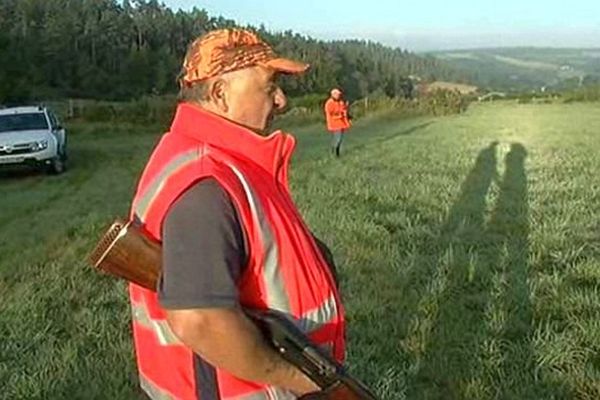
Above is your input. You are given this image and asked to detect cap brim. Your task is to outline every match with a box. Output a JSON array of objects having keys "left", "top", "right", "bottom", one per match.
[{"left": 262, "top": 57, "right": 310, "bottom": 75}]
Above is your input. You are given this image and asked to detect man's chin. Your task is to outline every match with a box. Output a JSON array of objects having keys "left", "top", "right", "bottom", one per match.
[
  {"left": 246, "top": 115, "right": 275, "bottom": 136},
  {"left": 225, "top": 116, "right": 268, "bottom": 135}
]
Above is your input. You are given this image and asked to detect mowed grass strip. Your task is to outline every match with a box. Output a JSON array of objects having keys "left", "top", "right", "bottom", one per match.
[{"left": 1, "top": 103, "right": 599, "bottom": 399}]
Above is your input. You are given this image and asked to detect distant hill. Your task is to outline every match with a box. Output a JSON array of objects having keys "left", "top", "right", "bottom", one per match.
[
  {"left": 418, "top": 81, "right": 479, "bottom": 95},
  {"left": 429, "top": 48, "right": 600, "bottom": 92}
]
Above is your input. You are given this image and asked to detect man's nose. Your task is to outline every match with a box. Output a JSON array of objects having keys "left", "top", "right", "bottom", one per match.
[{"left": 273, "top": 87, "right": 287, "bottom": 112}]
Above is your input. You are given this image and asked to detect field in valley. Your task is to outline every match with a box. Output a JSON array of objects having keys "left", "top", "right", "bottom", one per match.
[{"left": 1, "top": 102, "right": 599, "bottom": 399}]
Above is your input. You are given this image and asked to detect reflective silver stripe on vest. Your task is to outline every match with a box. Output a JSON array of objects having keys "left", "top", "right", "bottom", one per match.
[
  {"left": 228, "top": 164, "right": 292, "bottom": 314},
  {"left": 134, "top": 148, "right": 207, "bottom": 220},
  {"left": 139, "top": 373, "right": 175, "bottom": 400},
  {"left": 265, "top": 386, "right": 298, "bottom": 399},
  {"left": 132, "top": 301, "right": 181, "bottom": 346},
  {"left": 228, "top": 165, "right": 340, "bottom": 335},
  {"left": 297, "top": 293, "right": 338, "bottom": 333},
  {"left": 319, "top": 341, "right": 334, "bottom": 355}
]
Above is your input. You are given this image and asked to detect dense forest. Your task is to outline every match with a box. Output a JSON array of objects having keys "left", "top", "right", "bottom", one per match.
[{"left": 0, "top": 0, "right": 468, "bottom": 103}]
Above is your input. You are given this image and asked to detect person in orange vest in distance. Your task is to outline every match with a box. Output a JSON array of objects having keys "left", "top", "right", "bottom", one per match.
[
  {"left": 324, "top": 88, "right": 351, "bottom": 157},
  {"left": 127, "top": 28, "right": 346, "bottom": 399}
]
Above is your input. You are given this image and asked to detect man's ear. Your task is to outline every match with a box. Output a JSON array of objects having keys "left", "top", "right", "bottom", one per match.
[{"left": 209, "top": 78, "right": 229, "bottom": 113}]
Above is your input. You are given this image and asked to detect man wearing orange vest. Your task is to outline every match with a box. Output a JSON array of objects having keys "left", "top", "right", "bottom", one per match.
[
  {"left": 324, "top": 88, "right": 351, "bottom": 157},
  {"left": 127, "top": 29, "right": 346, "bottom": 399}
]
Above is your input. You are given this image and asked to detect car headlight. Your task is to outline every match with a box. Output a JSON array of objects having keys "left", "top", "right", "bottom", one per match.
[{"left": 29, "top": 140, "right": 48, "bottom": 152}]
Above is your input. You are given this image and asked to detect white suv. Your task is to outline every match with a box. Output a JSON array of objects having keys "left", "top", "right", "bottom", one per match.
[{"left": 0, "top": 106, "right": 67, "bottom": 174}]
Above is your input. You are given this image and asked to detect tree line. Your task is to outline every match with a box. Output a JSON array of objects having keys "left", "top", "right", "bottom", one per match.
[{"left": 0, "top": 0, "right": 469, "bottom": 104}]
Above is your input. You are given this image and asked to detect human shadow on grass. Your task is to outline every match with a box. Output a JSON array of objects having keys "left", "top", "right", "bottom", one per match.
[
  {"left": 484, "top": 143, "right": 537, "bottom": 398},
  {"left": 401, "top": 141, "right": 501, "bottom": 398},
  {"left": 403, "top": 143, "right": 569, "bottom": 399},
  {"left": 484, "top": 144, "right": 570, "bottom": 398},
  {"left": 347, "top": 142, "right": 499, "bottom": 396}
]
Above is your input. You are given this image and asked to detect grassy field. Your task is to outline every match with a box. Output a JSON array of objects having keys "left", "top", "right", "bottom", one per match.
[{"left": 1, "top": 102, "right": 599, "bottom": 399}]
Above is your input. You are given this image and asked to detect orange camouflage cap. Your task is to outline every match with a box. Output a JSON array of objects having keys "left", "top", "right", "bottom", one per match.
[{"left": 180, "top": 28, "right": 310, "bottom": 86}]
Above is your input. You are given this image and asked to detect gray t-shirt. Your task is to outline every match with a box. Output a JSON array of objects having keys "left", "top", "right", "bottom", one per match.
[{"left": 158, "top": 178, "right": 338, "bottom": 310}]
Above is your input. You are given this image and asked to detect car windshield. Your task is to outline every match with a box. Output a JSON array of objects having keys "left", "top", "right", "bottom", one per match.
[{"left": 0, "top": 113, "right": 49, "bottom": 133}]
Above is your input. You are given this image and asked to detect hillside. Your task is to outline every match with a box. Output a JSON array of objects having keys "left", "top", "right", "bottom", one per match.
[
  {"left": 431, "top": 48, "right": 600, "bottom": 92},
  {"left": 418, "top": 81, "right": 479, "bottom": 95}
]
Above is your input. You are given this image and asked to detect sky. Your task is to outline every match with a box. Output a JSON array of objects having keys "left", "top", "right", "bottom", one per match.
[{"left": 161, "top": 1, "right": 600, "bottom": 51}]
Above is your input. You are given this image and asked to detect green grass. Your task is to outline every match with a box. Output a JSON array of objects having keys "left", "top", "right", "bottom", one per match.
[{"left": 1, "top": 102, "right": 600, "bottom": 399}]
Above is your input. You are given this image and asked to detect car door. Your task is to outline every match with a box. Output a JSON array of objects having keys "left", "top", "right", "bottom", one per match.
[{"left": 48, "top": 111, "right": 66, "bottom": 151}]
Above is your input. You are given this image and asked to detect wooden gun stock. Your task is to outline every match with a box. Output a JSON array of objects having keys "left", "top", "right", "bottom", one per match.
[
  {"left": 88, "top": 219, "right": 379, "bottom": 400},
  {"left": 88, "top": 219, "right": 161, "bottom": 290}
]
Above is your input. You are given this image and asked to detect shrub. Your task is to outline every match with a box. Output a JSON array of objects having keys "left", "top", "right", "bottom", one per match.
[{"left": 562, "top": 85, "right": 600, "bottom": 103}]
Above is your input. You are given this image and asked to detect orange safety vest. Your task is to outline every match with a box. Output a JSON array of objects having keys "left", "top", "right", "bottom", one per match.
[
  {"left": 128, "top": 103, "right": 346, "bottom": 399},
  {"left": 324, "top": 98, "right": 351, "bottom": 132}
]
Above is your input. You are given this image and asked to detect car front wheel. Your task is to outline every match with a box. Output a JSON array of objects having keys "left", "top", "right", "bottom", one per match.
[{"left": 47, "top": 149, "right": 67, "bottom": 175}]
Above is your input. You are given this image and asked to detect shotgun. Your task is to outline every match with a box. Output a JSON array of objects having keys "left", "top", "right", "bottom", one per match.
[{"left": 88, "top": 219, "right": 379, "bottom": 400}]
